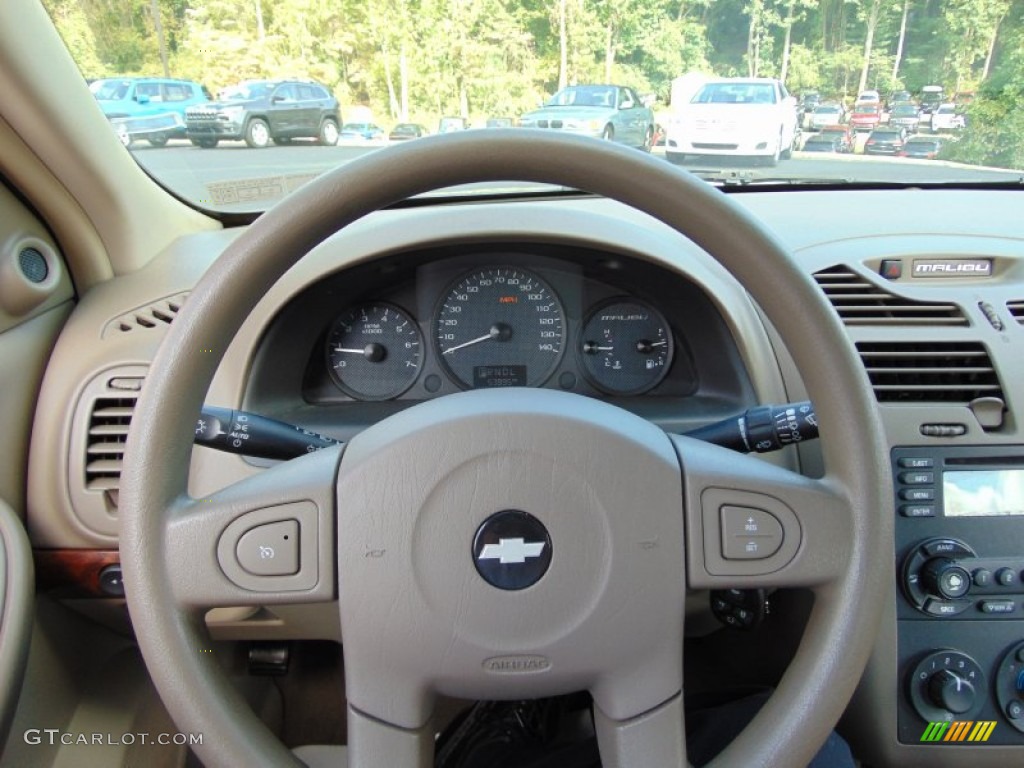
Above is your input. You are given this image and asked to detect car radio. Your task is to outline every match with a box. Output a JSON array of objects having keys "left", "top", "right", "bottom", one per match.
[{"left": 894, "top": 446, "right": 1024, "bottom": 744}]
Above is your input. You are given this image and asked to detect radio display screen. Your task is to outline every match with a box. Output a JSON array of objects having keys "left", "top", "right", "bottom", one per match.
[{"left": 944, "top": 469, "right": 1024, "bottom": 517}]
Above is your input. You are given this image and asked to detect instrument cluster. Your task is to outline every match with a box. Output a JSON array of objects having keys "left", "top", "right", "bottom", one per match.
[{"left": 319, "top": 262, "right": 682, "bottom": 402}]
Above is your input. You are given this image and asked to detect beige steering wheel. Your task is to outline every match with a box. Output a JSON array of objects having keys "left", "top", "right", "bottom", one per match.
[{"left": 120, "top": 131, "right": 891, "bottom": 767}]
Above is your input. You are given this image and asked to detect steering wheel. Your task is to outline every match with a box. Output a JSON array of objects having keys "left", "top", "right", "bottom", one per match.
[{"left": 119, "top": 131, "right": 891, "bottom": 768}]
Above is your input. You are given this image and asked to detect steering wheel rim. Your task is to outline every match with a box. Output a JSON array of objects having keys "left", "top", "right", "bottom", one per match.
[{"left": 119, "top": 130, "right": 891, "bottom": 767}]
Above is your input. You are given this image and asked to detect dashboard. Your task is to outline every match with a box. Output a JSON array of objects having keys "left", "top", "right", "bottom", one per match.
[{"left": 16, "top": 186, "right": 1024, "bottom": 767}]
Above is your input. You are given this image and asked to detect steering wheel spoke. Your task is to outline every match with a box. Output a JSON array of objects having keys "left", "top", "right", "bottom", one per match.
[
  {"left": 160, "top": 446, "right": 341, "bottom": 610},
  {"left": 672, "top": 435, "right": 852, "bottom": 589}
]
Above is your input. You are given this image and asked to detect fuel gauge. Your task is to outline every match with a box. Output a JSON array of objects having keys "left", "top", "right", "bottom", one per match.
[{"left": 579, "top": 299, "right": 673, "bottom": 395}]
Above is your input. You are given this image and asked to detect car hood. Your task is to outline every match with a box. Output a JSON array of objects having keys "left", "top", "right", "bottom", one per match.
[
  {"left": 196, "top": 99, "right": 262, "bottom": 111},
  {"left": 522, "top": 105, "right": 615, "bottom": 121}
]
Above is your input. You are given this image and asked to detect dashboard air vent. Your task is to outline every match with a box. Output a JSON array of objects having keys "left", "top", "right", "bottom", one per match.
[
  {"left": 84, "top": 394, "right": 138, "bottom": 507},
  {"left": 856, "top": 342, "right": 1003, "bottom": 403},
  {"left": 105, "top": 292, "right": 189, "bottom": 336},
  {"left": 812, "top": 266, "right": 967, "bottom": 326},
  {"left": 1007, "top": 301, "right": 1024, "bottom": 324}
]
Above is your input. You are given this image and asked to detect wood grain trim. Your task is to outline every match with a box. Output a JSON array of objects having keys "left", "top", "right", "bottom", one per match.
[{"left": 34, "top": 549, "right": 120, "bottom": 597}]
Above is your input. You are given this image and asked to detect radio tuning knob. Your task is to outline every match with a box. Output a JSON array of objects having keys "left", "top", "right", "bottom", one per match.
[
  {"left": 921, "top": 558, "right": 972, "bottom": 600},
  {"left": 928, "top": 669, "right": 976, "bottom": 714}
]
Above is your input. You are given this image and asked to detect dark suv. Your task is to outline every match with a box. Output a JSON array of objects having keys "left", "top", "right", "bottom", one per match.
[{"left": 185, "top": 80, "right": 340, "bottom": 148}]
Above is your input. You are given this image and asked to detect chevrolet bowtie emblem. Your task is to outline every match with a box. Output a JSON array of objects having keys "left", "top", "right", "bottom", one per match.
[{"left": 478, "top": 537, "right": 546, "bottom": 564}]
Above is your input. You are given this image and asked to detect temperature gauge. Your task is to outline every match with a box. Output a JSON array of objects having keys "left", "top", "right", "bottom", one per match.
[
  {"left": 326, "top": 303, "right": 423, "bottom": 400},
  {"left": 579, "top": 299, "right": 673, "bottom": 395}
]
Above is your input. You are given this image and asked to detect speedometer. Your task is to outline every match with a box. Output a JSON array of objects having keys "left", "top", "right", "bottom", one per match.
[{"left": 435, "top": 267, "right": 565, "bottom": 389}]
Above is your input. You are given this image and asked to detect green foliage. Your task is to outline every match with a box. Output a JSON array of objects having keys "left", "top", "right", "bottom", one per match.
[
  {"left": 942, "top": 27, "right": 1024, "bottom": 169},
  {"left": 39, "top": 0, "right": 1024, "bottom": 170}
]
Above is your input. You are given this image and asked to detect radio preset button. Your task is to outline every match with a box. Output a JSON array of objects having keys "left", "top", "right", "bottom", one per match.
[
  {"left": 979, "top": 600, "right": 1015, "bottom": 614},
  {"left": 900, "top": 472, "right": 935, "bottom": 485},
  {"left": 898, "top": 457, "right": 935, "bottom": 469},
  {"left": 900, "top": 488, "right": 935, "bottom": 501},
  {"left": 900, "top": 505, "right": 935, "bottom": 518},
  {"left": 973, "top": 568, "right": 992, "bottom": 587},
  {"left": 996, "top": 567, "right": 1017, "bottom": 587}
]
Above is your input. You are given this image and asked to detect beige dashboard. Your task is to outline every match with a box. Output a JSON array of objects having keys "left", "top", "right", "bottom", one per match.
[{"left": 15, "top": 185, "right": 1024, "bottom": 767}]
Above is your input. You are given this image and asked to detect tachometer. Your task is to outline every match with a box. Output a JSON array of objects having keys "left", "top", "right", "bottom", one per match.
[
  {"left": 435, "top": 267, "right": 565, "bottom": 388},
  {"left": 326, "top": 303, "right": 423, "bottom": 400},
  {"left": 579, "top": 299, "right": 673, "bottom": 395}
]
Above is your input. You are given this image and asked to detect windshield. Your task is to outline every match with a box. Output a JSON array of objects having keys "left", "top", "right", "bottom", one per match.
[
  {"left": 44, "top": 0, "right": 1024, "bottom": 213},
  {"left": 546, "top": 86, "right": 617, "bottom": 107}
]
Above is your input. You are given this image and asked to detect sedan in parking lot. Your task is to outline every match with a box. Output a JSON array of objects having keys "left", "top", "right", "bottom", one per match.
[
  {"left": 801, "top": 134, "right": 845, "bottom": 153},
  {"left": 339, "top": 122, "right": 385, "bottom": 141},
  {"left": 864, "top": 127, "right": 907, "bottom": 155},
  {"left": 518, "top": 84, "right": 656, "bottom": 150},
  {"left": 819, "top": 125, "right": 855, "bottom": 153},
  {"left": 388, "top": 123, "right": 428, "bottom": 141},
  {"left": 900, "top": 137, "right": 943, "bottom": 159},
  {"left": 808, "top": 104, "right": 845, "bottom": 130}
]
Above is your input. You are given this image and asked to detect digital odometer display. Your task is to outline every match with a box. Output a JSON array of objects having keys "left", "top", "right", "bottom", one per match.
[
  {"left": 944, "top": 469, "right": 1024, "bottom": 517},
  {"left": 435, "top": 267, "right": 565, "bottom": 389}
]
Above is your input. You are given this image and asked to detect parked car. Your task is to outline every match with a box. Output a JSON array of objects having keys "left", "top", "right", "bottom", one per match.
[
  {"left": 808, "top": 104, "right": 846, "bottom": 130},
  {"left": 388, "top": 123, "right": 428, "bottom": 141},
  {"left": 519, "top": 84, "right": 656, "bottom": 150},
  {"left": 930, "top": 103, "right": 966, "bottom": 133},
  {"left": 855, "top": 90, "right": 881, "bottom": 106},
  {"left": 184, "top": 79, "right": 340, "bottom": 148},
  {"left": 887, "top": 90, "right": 913, "bottom": 108},
  {"left": 849, "top": 105, "right": 882, "bottom": 132},
  {"left": 864, "top": 127, "right": 907, "bottom": 155},
  {"left": 919, "top": 85, "right": 944, "bottom": 114},
  {"left": 888, "top": 103, "right": 921, "bottom": 132},
  {"left": 802, "top": 134, "right": 845, "bottom": 153},
  {"left": 819, "top": 124, "right": 855, "bottom": 153},
  {"left": 900, "top": 136, "right": 943, "bottom": 158},
  {"left": 664, "top": 77, "right": 799, "bottom": 165},
  {"left": 438, "top": 116, "right": 470, "bottom": 133},
  {"left": 799, "top": 91, "right": 822, "bottom": 126},
  {"left": 339, "top": 122, "right": 385, "bottom": 141},
  {"left": 485, "top": 117, "right": 515, "bottom": 128},
  {"left": 91, "top": 77, "right": 211, "bottom": 147}
]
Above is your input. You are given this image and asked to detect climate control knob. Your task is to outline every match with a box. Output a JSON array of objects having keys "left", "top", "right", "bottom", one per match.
[
  {"left": 921, "top": 558, "right": 972, "bottom": 600},
  {"left": 908, "top": 650, "right": 985, "bottom": 723},
  {"left": 927, "top": 669, "right": 975, "bottom": 714}
]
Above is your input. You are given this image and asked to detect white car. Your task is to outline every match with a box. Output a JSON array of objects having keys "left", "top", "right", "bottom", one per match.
[
  {"left": 665, "top": 77, "right": 799, "bottom": 166},
  {"left": 930, "top": 103, "right": 965, "bottom": 133}
]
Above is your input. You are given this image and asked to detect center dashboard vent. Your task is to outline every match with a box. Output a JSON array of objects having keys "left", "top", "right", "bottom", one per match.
[
  {"left": 812, "top": 266, "right": 967, "bottom": 326},
  {"left": 856, "top": 341, "right": 1004, "bottom": 403},
  {"left": 1007, "top": 301, "right": 1024, "bottom": 324}
]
